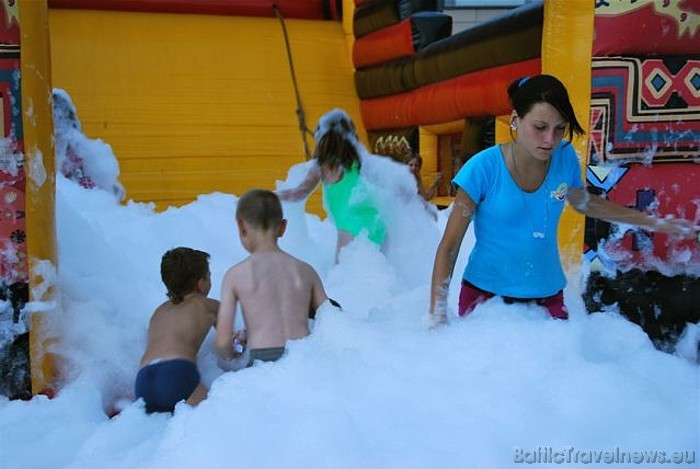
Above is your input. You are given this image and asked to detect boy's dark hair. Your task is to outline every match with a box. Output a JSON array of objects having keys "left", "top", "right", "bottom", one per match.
[
  {"left": 507, "top": 74, "right": 585, "bottom": 142},
  {"left": 314, "top": 112, "right": 361, "bottom": 171},
  {"left": 161, "top": 247, "right": 210, "bottom": 304},
  {"left": 236, "top": 189, "right": 283, "bottom": 231}
]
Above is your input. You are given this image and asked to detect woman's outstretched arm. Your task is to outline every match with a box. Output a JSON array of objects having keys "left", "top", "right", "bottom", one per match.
[{"left": 567, "top": 188, "right": 696, "bottom": 236}]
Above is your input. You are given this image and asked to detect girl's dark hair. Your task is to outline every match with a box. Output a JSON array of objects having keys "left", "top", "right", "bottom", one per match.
[
  {"left": 314, "top": 113, "right": 361, "bottom": 170},
  {"left": 407, "top": 154, "right": 423, "bottom": 167},
  {"left": 235, "top": 189, "right": 283, "bottom": 231},
  {"left": 507, "top": 74, "right": 585, "bottom": 141},
  {"left": 160, "top": 247, "right": 210, "bottom": 304}
]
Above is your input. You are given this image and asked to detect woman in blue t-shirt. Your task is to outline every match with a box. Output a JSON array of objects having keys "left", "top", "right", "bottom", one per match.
[{"left": 429, "top": 74, "right": 695, "bottom": 325}]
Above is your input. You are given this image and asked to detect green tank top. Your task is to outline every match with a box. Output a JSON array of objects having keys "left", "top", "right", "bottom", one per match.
[{"left": 323, "top": 162, "right": 386, "bottom": 245}]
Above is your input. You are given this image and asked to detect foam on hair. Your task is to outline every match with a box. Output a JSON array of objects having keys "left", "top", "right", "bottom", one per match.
[
  {"left": 313, "top": 108, "right": 363, "bottom": 170},
  {"left": 313, "top": 108, "right": 359, "bottom": 145}
]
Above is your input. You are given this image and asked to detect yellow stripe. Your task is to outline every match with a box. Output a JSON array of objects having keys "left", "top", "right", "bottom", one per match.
[
  {"left": 20, "top": 0, "right": 59, "bottom": 395},
  {"left": 542, "top": 0, "right": 594, "bottom": 268}
]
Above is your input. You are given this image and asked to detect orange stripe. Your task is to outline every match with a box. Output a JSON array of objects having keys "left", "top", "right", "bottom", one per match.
[
  {"left": 353, "top": 19, "right": 414, "bottom": 68},
  {"left": 360, "top": 58, "right": 541, "bottom": 130}
]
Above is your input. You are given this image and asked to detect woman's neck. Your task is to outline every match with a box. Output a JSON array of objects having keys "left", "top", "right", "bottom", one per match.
[{"left": 509, "top": 142, "right": 550, "bottom": 192}]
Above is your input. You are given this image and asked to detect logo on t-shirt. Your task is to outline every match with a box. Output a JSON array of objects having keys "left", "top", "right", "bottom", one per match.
[{"left": 551, "top": 183, "right": 567, "bottom": 202}]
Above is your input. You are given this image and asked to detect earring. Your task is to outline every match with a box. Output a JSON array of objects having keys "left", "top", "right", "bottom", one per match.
[{"left": 510, "top": 123, "right": 517, "bottom": 131}]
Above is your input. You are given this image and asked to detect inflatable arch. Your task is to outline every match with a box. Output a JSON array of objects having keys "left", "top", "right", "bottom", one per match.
[{"left": 0, "top": 0, "right": 696, "bottom": 397}]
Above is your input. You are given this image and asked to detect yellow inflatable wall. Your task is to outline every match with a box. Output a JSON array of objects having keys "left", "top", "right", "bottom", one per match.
[
  {"left": 18, "top": 0, "right": 59, "bottom": 395},
  {"left": 49, "top": 9, "right": 365, "bottom": 215},
  {"left": 541, "top": 0, "right": 593, "bottom": 267}
]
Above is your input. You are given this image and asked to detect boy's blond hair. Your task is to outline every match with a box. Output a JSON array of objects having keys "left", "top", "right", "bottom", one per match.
[{"left": 236, "top": 189, "right": 283, "bottom": 231}]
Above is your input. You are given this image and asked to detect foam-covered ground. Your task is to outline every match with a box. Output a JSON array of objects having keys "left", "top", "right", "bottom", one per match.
[{"left": 0, "top": 174, "right": 697, "bottom": 468}]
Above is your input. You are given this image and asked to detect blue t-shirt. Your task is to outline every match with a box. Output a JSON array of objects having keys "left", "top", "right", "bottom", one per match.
[{"left": 452, "top": 142, "right": 583, "bottom": 298}]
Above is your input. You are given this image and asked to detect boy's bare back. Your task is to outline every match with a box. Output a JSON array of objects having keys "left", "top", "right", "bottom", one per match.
[
  {"left": 140, "top": 294, "right": 218, "bottom": 366},
  {"left": 220, "top": 251, "right": 326, "bottom": 350},
  {"left": 215, "top": 189, "right": 329, "bottom": 362}
]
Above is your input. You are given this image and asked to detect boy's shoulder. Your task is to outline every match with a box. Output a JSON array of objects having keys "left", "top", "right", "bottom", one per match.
[
  {"left": 278, "top": 250, "right": 318, "bottom": 272},
  {"left": 226, "top": 251, "right": 317, "bottom": 277},
  {"left": 182, "top": 295, "right": 219, "bottom": 325},
  {"left": 224, "top": 256, "right": 252, "bottom": 275},
  {"left": 151, "top": 298, "right": 176, "bottom": 317},
  {"left": 154, "top": 295, "right": 218, "bottom": 315},
  {"left": 202, "top": 296, "right": 220, "bottom": 313},
  {"left": 258, "top": 251, "right": 320, "bottom": 280}
]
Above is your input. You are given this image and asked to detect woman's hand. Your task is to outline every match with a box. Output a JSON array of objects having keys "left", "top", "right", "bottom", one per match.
[
  {"left": 429, "top": 311, "right": 448, "bottom": 329},
  {"left": 649, "top": 216, "right": 697, "bottom": 237}
]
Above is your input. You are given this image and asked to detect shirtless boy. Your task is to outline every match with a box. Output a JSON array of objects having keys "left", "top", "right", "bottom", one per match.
[
  {"left": 215, "top": 189, "right": 329, "bottom": 366},
  {"left": 135, "top": 247, "right": 219, "bottom": 413}
]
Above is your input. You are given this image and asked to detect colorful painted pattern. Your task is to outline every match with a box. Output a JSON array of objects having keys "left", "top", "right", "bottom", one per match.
[
  {"left": 586, "top": 55, "right": 699, "bottom": 270},
  {"left": 585, "top": 2, "right": 699, "bottom": 348},
  {"left": 0, "top": 1, "right": 26, "bottom": 289},
  {"left": 585, "top": 57, "right": 699, "bottom": 270},
  {"left": 588, "top": 57, "right": 699, "bottom": 164}
]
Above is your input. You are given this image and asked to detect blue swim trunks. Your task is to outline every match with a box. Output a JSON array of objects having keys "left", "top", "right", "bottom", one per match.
[{"left": 134, "top": 358, "right": 200, "bottom": 413}]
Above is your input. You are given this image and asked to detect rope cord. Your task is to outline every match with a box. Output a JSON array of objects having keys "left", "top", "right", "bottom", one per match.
[{"left": 273, "top": 5, "right": 314, "bottom": 160}]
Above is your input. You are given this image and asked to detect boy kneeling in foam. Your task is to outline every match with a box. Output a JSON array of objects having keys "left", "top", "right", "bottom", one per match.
[
  {"left": 216, "top": 189, "right": 337, "bottom": 369},
  {"left": 135, "top": 247, "right": 219, "bottom": 413}
]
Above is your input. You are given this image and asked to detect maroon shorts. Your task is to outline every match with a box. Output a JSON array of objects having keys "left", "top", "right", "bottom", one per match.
[{"left": 458, "top": 280, "right": 568, "bottom": 319}]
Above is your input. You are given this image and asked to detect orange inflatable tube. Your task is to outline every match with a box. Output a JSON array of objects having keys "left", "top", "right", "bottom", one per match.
[{"left": 360, "top": 58, "right": 541, "bottom": 130}]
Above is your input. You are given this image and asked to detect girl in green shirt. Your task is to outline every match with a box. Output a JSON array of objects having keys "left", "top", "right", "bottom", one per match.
[{"left": 277, "top": 109, "right": 386, "bottom": 260}]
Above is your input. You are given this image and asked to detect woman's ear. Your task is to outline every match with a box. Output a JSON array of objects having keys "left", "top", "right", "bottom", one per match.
[{"left": 510, "top": 111, "right": 519, "bottom": 130}]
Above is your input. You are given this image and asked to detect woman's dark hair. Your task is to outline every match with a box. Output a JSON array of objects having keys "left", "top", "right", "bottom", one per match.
[
  {"left": 161, "top": 247, "right": 210, "bottom": 304},
  {"left": 507, "top": 74, "right": 585, "bottom": 141},
  {"left": 314, "top": 110, "right": 361, "bottom": 170}
]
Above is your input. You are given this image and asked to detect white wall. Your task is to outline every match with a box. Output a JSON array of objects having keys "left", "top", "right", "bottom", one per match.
[
  {"left": 446, "top": 8, "right": 511, "bottom": 34},
  {"left": 444, "top": 0, "right": 535, "bottom": 35}
]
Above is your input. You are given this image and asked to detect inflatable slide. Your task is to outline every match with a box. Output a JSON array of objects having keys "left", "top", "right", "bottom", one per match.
[{"left": 0, "top": 0, "right": 697, "bottom": 399}]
